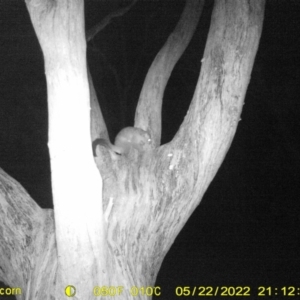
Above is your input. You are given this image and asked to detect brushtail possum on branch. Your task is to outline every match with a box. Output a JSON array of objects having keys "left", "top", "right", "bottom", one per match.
[{"left": 93, "top": 127, "right": 152, "bottom": 157}]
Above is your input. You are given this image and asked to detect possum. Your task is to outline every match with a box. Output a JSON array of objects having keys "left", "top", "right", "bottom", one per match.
[{"left": 93, "top": 127, "right": 152, "bottom": 157}]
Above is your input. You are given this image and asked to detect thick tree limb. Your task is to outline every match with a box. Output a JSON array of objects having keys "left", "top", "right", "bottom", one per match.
[
  {"left": 127, "top": 0, "right": 265, "bottom": 283},
  {"left": 25, "top": 0, "right": 107, "bottom": 297}
]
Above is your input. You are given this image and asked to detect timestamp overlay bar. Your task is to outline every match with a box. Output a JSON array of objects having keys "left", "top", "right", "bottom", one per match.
[{"left": 172, "top": 286, "right": 300, "bottom": 297}]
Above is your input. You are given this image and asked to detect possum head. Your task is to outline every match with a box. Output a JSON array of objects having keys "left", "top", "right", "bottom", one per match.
[{"left": 114, "top": 127, "right": 152, "bottom": 155}]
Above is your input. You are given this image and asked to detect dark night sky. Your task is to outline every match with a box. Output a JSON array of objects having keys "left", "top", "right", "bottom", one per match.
[{"left": 1, "top": 0, "right": 300, "bottom": 299}]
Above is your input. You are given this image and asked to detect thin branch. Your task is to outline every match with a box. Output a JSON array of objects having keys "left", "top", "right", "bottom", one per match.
[
  {"left": 86, "top": 0, "right": 138, "bottom": 42},
  {"left": 135, "top": 0, "right": 204, "bottom": 146}
]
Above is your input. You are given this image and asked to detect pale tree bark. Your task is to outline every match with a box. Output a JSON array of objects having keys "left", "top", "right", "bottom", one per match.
[
  {"left": 0, "top": 169, "right": 56, "bottom": 300},
  {"left": 0, "top": 1, "right": 265, "bottom": 300},
  {"left": 25, "top": 0, "right": 107, "bottom": 298}
]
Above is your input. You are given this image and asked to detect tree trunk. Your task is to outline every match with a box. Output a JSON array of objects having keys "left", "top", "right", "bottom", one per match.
[{"left": 25, "top": 0, "right": 107, "bottom": 298}]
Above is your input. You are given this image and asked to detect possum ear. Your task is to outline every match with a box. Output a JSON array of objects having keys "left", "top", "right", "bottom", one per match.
[
  {"left": 92, "top": 138, "right": 121, "bottom": 157},
  {"left": 92, "top": 138, "right": 103, "bottom": 156}
]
